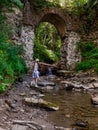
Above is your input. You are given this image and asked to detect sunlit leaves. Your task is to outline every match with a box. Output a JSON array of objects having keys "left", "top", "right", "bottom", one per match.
[
  {"left": 10, "top": 0, "right": 24, "bottom": 8},
  {"left": 34, "top": 22, "right": 61, "bottom": 63}
]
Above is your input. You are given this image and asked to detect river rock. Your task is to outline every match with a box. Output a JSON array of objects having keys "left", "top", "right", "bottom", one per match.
[
  {"left": 83, "top": 84, "right": 94, "bottom": 90},
  {"left": 57, "top": 70, "right": 74, "bottom": 77},
  {"left": 0, "top": 128, "right": 7, "bottom": 130},
  {"left": 38, "top": 81, "right": 55, "bottom": 86},
  {"left": 75, "top": 119, "right": 88, "bottom": 127},
  {"left": 23, "top": 97, "right": 59, "bottom": 111},
  {"left": 11, "top": 125, "right": 28, "bottom": 130},
  {"left": 93, "top": 83, "right": 98, "bottom": 89},
  {"left": 12, "top": 120, "right": 42, "bottom": 130},
  {"left": 60, "top": 81, "right": 83, "bottom": 89},
  {"left": 91, "top": 95, "right": 98, "bottom": 105},
  {"left": 55, "top": 126, "right": 72, "bottom": 130}
]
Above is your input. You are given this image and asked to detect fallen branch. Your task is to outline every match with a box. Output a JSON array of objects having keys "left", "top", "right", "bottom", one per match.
[{"left": 39, "top": 62, "right": 57, "bottom": 68}]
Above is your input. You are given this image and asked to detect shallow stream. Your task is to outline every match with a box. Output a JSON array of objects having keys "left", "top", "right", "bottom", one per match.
[{"left": 43, "top": 77, "right": 98, "bottom": 130}]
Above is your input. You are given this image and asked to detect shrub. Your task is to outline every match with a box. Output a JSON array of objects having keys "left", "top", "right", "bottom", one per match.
[{"left": 76, "top": 41, "right": 98, "bottom": 73}]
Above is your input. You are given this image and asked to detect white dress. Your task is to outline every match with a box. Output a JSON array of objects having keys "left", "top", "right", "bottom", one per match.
[{"left": 32, "top": 62, "right": 39, "bottom": 78}]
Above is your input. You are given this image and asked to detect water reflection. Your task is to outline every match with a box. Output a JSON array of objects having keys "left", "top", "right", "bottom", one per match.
[{"left": 43, "top": 78, "right": 98, "bottom": 130}]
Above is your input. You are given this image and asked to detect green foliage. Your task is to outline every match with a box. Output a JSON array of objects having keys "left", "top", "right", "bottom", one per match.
[
  {"left": 87, "top": 0, "right": 98, "bottom": 8},
  {"left": 10, "top": 0, "right": 24, "bottom": 8},
  {"left": 0, "top": 14, "right": 6, "bottom": 24},
  {"left": 71, "top": 0, "right": 87, "bottom": 16},
  {"left": 77, "top": 40, "right": 94, "bottom": 52},
  {"left": 0, "top": 16, "right": 27, "bottom": 92},
  {"left": 32, "top": 0, "right": 61, "bottom": 9},
  {"left": 0, "top": 0, "right": 25, "bottom": 93},
  {"left": 0, "top": 0, "right": 24, "bottom": 9},
  {"left": 34, "top": 39, "right": 59, "bottom": 63},
  {"left": 76, "top": 59, "right": 98, "bottom": 71},
  {"left": 0, "top": 42, "right": 27, "bottom": 77},
  {"left": 0, "top": 83, "right": 6, "bottom": 92},
  {"left": 76, "top": 41, "right": 98, "bottom": 73},
  {"left": 34, "top": 22, "right": 61, "bottom": 63},
  {"left": 0, "top": 13, "right": 13, "bottom": 41},
  {"left": 71, "top": 0, "right": 98, "bottom": 33}
]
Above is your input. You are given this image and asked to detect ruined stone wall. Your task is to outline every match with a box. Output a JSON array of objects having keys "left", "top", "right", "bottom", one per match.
[
  {"left": 6, "top": 7, "right": 23, "bottom": 45},
  {"left": 5, "top": 6, "right": 82, "bottom": 71},
  {"left": 5, "top": 3, "right": 98, "bottom": 71},
  {"left": 6, "top": 7, "right": 34, "bottom": 70},
  {"left": 21, "top": 25, "right": 34, "bottom": 69},
  {"left": 60, "top": 31, "right": 81, "bottom": 70}
]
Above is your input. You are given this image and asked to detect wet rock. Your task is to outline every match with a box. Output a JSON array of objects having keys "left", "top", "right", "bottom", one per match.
[
  {"left": 44, "top": 86, "right": 54, "bottom": 91},
  {"left": 23, "top": 97, "right": 59, "bottom": 111},
  {"left": 12, "top": 120, "right": 43, "bottom": 130},
  {"left": 19, "top": 92, "right": 26, "bottom": 96},
  {"left": 83, "top": 84, "right": 94, "bottom": 90},
  {"left": 57, "top": 70, "right": 74, "bottom": 78},
  {"left": 29, "top": 91, "right": 39, "bottom": 96},
  {"left": 89, "top": 77, "right": 97, "bottom": 83},
  {"left": 11, "top": 125, "right": 28, "bottom": 130},
  {"left": 46, "top": 75, "right": 56, "bottom": 80},
  {"left": 30, "top": 81, "right": 35, "bottom": 87},
  {"left": 22, "top": 81, "right": 30, "bottom": 87},
  {"left": 5, "top": 100, "right": 16, "bottom": 109},
  {"left": 91, "top": 95, "right": 98, "bottom": 105},
  {"left": 0, "top": 128, "right": 7, "bottom": 130},
  {"left": 75, "top": 119, "right": 88, "bottom": 127},
  {"left": 93, "top": 83, "right": 98, "bottom": 89},
  {"left": 61, "top": 81, "right": 83, "bottom": 90},
  {"left": 55, "top": 126, "right": 72, "bottom": 130},
  {"left": 38, "top": 81, "right": 55, "bottom": 86},
  {"left": 0, "top": 99, "right": 6, "bottom": 110},
  {"left": 64, "top": 84, "right": 73, "bottom": 91}
]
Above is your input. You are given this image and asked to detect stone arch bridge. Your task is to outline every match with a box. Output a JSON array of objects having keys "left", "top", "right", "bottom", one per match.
[{"left": 15, "top": 0, "right": 82, "bottom": 70}]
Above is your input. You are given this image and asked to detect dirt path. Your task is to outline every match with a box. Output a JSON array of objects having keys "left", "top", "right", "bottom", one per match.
[{"left": 0, "top": 74, "right": 55, "bottom": 130}]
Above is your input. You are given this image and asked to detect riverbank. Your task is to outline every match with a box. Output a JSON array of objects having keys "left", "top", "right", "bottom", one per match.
[
  {"left": 0, "top": 74, "right": 55, "bottom": 130},
  {"left": 0, "top": 71, "right": 98, "bottom": 130}
]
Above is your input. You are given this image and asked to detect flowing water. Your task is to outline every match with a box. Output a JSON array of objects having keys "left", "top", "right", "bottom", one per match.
[{"left": 43, "top": 76, "right": 98, "bottom": 130}]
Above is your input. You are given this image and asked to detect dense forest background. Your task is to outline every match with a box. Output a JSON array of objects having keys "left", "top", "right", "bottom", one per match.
[{"left": 0, "top": 0, "right": 98, "bottom": 92}]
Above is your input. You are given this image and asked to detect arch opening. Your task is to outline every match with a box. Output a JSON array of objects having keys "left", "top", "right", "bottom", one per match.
[
  {"left": 40, "top": 13, "right": 66, "bottom": 38},
  {"left": 34, "top": 22, "right": 62, "bottom": 64}
]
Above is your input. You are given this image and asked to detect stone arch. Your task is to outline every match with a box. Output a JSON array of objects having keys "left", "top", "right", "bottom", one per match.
[
  {"left": 21, "top": 1, "right": 81, "bottom": 70},
  {"left": 38, "top": 13, "right": 66, "bottom": 38}
]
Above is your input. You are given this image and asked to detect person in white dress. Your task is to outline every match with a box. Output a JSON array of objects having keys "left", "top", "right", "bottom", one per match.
[{"left": 32, "top": 58, "right": 40, "bottom": 87}]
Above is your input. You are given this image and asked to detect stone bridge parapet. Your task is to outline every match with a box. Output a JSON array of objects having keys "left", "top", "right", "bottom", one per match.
[
  {"left": 5, "top": 1, "right": 98, "bottom": 71},
  {"left": 20, "top": 0, "right": 82, "bottom": 70},
  {"left": 22, "top": 0, "right": 80, "bottom": 38}
]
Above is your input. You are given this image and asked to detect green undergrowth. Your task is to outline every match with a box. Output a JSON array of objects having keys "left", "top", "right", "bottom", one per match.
[
  {"left": 34, "top": 39, "right": 60, "bottom": 64},
  {"left": 34, "top": 22, "right": 61, "bottom": 64},
  {"left": 0, "top": 0, "right": 24, "bottom": 9},
  {"left": 0, "top": 12, "right": 27, "bottom": 93},
  {"left": 31, "top": 0, "right": 61, "bottom": 9},
  {"left": 76, "top": 41, "right": 98, "bottom": 73}
]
